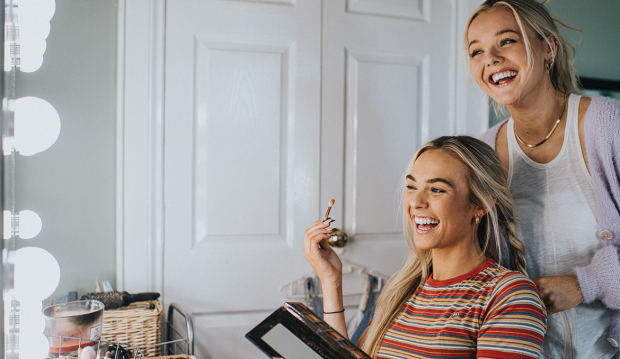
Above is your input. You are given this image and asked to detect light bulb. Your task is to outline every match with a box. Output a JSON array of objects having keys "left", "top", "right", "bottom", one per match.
[
  {"left": 14, "top": 247, "right": 60, "bottom": 302},
  {"left": 19, "top": 301, "right": 48, "bottom": 358},
  {"left": 14, "top": 97, "right": 61, "bottom": 155},
  {"left": 20, "top": 300, "right": 45, "bottom": 334},
  {"left": 5, "top": 37, "right": 13, "bottom": 71},
  {"left": 18, "top": 210, "right": 42, "bottom": 239},
  {"left": 19, "top": 0, "right": 56, "bottom": 23},
  {"left": 17, "top": 0, "right": 55, "bottom": 73},
  {"left": 4, "top": 211, "right": 12, "bottom": 239},
  {"left": 18, "top": 332, "right": 49, "bottom": 359}
]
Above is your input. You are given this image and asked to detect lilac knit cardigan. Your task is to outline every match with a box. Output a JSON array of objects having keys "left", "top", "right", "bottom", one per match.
[{"left": 479, "top": 95, "right": 620, "bottom": 345}]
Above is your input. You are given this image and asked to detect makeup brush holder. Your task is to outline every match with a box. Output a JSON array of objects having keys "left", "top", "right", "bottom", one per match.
[{"left": 102, "top": 299, "right": 163, "bottom": 357}]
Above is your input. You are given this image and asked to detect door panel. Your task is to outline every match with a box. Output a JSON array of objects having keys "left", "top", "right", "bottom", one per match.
[
  {"left": 165, "top": 1, "right": 321, "bottom": 357},
  {"left": 347, "top": 0, "right": 430, "bottom": 21},
  {"left": 321, "top": 0, "right": 455, "bottom": 276},
  {"left": 193, "top": 36, "right": 292, "bottom": 242},
  {"left": 345, "top": 51, "right": 423, "bottom": 237}
]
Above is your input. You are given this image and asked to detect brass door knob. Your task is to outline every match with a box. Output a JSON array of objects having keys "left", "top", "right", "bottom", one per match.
[{"left": 328, "top": 229, "right": 348, "bottom": 248}]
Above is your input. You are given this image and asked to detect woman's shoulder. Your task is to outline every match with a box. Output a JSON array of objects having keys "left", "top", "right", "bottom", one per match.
[
  {"left": 478, "top": 120, "right": 509, "bottom": 150},
  {"left": 484, "top": 263, "right": 539, "bottom": 295},
  {"left": 584, "top": 95, "right": 620, "bottom": 130}
]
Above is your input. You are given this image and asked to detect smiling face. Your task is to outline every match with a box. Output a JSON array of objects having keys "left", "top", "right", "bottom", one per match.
[
  {"left": 467, "top": 7, "right": 551, "bottom": 106},
  {"left": 404, "top": 149, "right": 484, "bottom": 252}
]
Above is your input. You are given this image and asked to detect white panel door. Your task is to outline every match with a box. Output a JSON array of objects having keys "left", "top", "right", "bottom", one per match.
[
  {"left": 164, "top": 0, "right": 459, "bottom": 357},
  {"left": 320, "top": 0, "right": 457, "bottom": 278},
  {"left": 164, "top": 1, "right": 321, "bottom": 357}
]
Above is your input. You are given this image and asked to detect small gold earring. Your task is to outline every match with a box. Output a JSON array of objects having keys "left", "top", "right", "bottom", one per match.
[{"left": 475, "top": 217, "right": 480, "bottom": 225}]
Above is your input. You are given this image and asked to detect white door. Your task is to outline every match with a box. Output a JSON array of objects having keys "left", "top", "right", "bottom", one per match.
[
  {"left": 164, "top": 1, "right": 322, "bottom": 357},
  {"left": 320, "top": 0, "right": 458, "bottom": 278},
  {"left": 163, "top": 1, "right": 470, "bottom": 357}
]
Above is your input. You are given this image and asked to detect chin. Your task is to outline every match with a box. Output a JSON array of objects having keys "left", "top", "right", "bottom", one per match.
[
  {"left": 487, "top": 92, "right": 521, "bottom": 107},
  {"left": 413, "top": 237, "right": 436, "bottom": 251},
  {"left": 479, "top": 82, "right": 523, "bottom": 107}
]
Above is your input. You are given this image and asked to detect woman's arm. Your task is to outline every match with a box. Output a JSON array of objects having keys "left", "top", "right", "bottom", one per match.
[
  {"left": 303, "top": 220, "right": 349, "bottom": 338},
  {"left": 575, "top": 245, "right": 620, "bottom": 310},
  {"left": 320, "top": 278, "right": 348, "bottom": 337}
]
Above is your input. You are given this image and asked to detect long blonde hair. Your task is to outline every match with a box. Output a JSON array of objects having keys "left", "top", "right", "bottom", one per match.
[
  {"left": 463, "top": 0, "right": 581, "bottom": 117},
  {"left": 361, "top": 136, "right": 526, "bottom": 357}
]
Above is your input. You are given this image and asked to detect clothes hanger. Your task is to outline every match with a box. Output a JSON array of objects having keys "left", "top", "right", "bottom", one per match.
[{"left": 279, "top": 251, "right": 389, "bottom": 300}]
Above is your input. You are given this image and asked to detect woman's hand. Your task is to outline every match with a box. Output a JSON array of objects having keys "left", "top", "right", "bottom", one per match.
[
  {"left": 532, "top": 274, "right": 583, "bottom": 315},
  {"left": 303, "top": 220, "right": 349, "bottom": 337},
  {"left": 303, "top": 220, "right": 342, "bottom": 286}
]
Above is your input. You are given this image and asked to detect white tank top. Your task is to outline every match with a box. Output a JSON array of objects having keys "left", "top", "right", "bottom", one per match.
[{"left": 507, "top": 94, "right": 615, "bottom": 359}]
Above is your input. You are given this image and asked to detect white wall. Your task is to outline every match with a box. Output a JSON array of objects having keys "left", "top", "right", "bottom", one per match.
[{"left": 15, "top": 0, "right": 117, "bottom": 298}]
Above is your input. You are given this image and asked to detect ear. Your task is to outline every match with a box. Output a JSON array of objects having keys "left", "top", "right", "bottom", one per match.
[
  {"left": 474, "top": 195, "right": 497, "bottom": 218},
  {"left": 544, "top": 34, "right": 559, "bottom": 63}
]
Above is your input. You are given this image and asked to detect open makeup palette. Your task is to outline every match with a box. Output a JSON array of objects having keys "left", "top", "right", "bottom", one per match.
[{"left": 246, "top": 302, "right": 371, "bottom": 359}]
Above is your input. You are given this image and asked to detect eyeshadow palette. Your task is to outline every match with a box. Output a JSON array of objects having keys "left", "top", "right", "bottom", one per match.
[{"left": 246, "top": 302, "right": 371, "bottom": 359}]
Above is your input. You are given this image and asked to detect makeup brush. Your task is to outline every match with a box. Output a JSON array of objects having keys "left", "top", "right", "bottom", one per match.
[
  {"left": 323, "top": 198, "right": 335, "bottom": 222},
  {"left": 80, "top": 291, "right": 160, "bottom": 310}
]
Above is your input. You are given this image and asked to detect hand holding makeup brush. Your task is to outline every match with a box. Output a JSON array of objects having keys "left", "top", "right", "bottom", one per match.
[
  {"left": 303, "top": 199, "right": 341, "bottom": 285},
  {"left": 303, "top": 199, "right": 348, "bottom": 337}
]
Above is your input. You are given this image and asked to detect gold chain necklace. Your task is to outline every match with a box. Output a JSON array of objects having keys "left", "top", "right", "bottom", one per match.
[{"left": 514, "top": 95, "right": 568, "bottom": 148}]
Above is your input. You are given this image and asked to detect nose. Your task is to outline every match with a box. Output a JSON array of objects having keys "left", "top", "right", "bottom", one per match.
[
  {"left": 407, "top": 189, "right": 428, "bottom": 210},
  {"left": 485, "top": 47, "right": 503, "bottom": 67}
]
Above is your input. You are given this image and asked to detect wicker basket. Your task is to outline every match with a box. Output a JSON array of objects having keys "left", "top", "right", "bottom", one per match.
[{"left": 102, "top": 299, "right": 163, "bottom": 356}]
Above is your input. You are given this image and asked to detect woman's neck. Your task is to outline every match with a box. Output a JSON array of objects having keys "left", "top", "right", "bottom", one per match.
[
  {"left": 507, "top": 81, "right": 565, "bottom": 143},
  {"left": 431, "top": 239, "right": 486, "bottom": 281}
]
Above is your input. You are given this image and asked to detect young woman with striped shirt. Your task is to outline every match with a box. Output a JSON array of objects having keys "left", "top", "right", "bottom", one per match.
[{"left": 304, "top": 136, "right": 547, "bottom": 358}]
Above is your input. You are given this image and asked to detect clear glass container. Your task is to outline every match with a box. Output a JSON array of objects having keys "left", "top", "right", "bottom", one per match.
[{"left": 43, "top": 300, "right": 105, "bottom": 356}]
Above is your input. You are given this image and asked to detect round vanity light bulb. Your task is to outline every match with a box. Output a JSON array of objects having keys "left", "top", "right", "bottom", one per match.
[
  {"left": 19, "top": 53, "right": 45, "bottom": 73},
  {"left": 19, "top": 0, "right": 56, "bottom": 23},
  {"left": 20, "top": 300, "right": 45, "bottom": 334},
  {"left": 14, "top": 247, "right": 60, "bottom": 302},
  {"left": 18, "top": 210, "right": 43, "bottom": 239},
  {"left": 17, "top": 0, "right": 55, "bottom": 73},
  {"left": 5, "top": 38, "right": 13, "bottom": 71},
  {"left": 19, "top": 332, "right": 49, "bottom": 359},
  {"left": 14, "top": 97, "right": 61, "bottom": 156},
  {"left": 2, "top": 210, "right": 42, "bottom": 239},
  {"left": 4, "top": 211, "right": 12, "bottom": 239}
]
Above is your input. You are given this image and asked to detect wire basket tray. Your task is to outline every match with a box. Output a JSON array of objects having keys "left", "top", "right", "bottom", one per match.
[
  {"left": 45, "top": 303, "right": 194, "bottom": 359},
  {"left": 45, "top": 335, "right": 191, "bottom": 359}
]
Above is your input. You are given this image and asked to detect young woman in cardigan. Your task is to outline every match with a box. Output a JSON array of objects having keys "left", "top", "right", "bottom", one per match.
[
  {"left": 304, "top": 136, "right": 547, "bottom": 358},
  {"left": 467, "top": 0, "right": 620, "bottom": 357}
]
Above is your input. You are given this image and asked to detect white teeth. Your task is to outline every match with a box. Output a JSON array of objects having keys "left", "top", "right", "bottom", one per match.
[
  {"left": 414, "top": 216, "right": 439, "bottom": 225},
  {"left": 491, "top": 70, "right": 517, "bottom": 84}
]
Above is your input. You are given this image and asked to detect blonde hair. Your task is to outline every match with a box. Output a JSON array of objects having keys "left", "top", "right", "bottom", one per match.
[
  {"left": 463, "top": 0, "right": 581, "bottom": 117},
  {"left": 361, "top": 136, "right": 526, "bottom": 357}
]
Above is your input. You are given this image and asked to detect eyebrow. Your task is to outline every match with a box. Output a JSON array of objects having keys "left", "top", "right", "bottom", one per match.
[
  {"left": 406, "top": 175, "right": 454, "bottom": 189},
  {"left": 468, "top": 29, "right": 521, "bottom": 49}
]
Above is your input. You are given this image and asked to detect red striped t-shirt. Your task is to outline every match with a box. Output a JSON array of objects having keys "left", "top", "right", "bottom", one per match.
[{"left": 376, "top": 258, "right": 546, "bottom": 358}]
